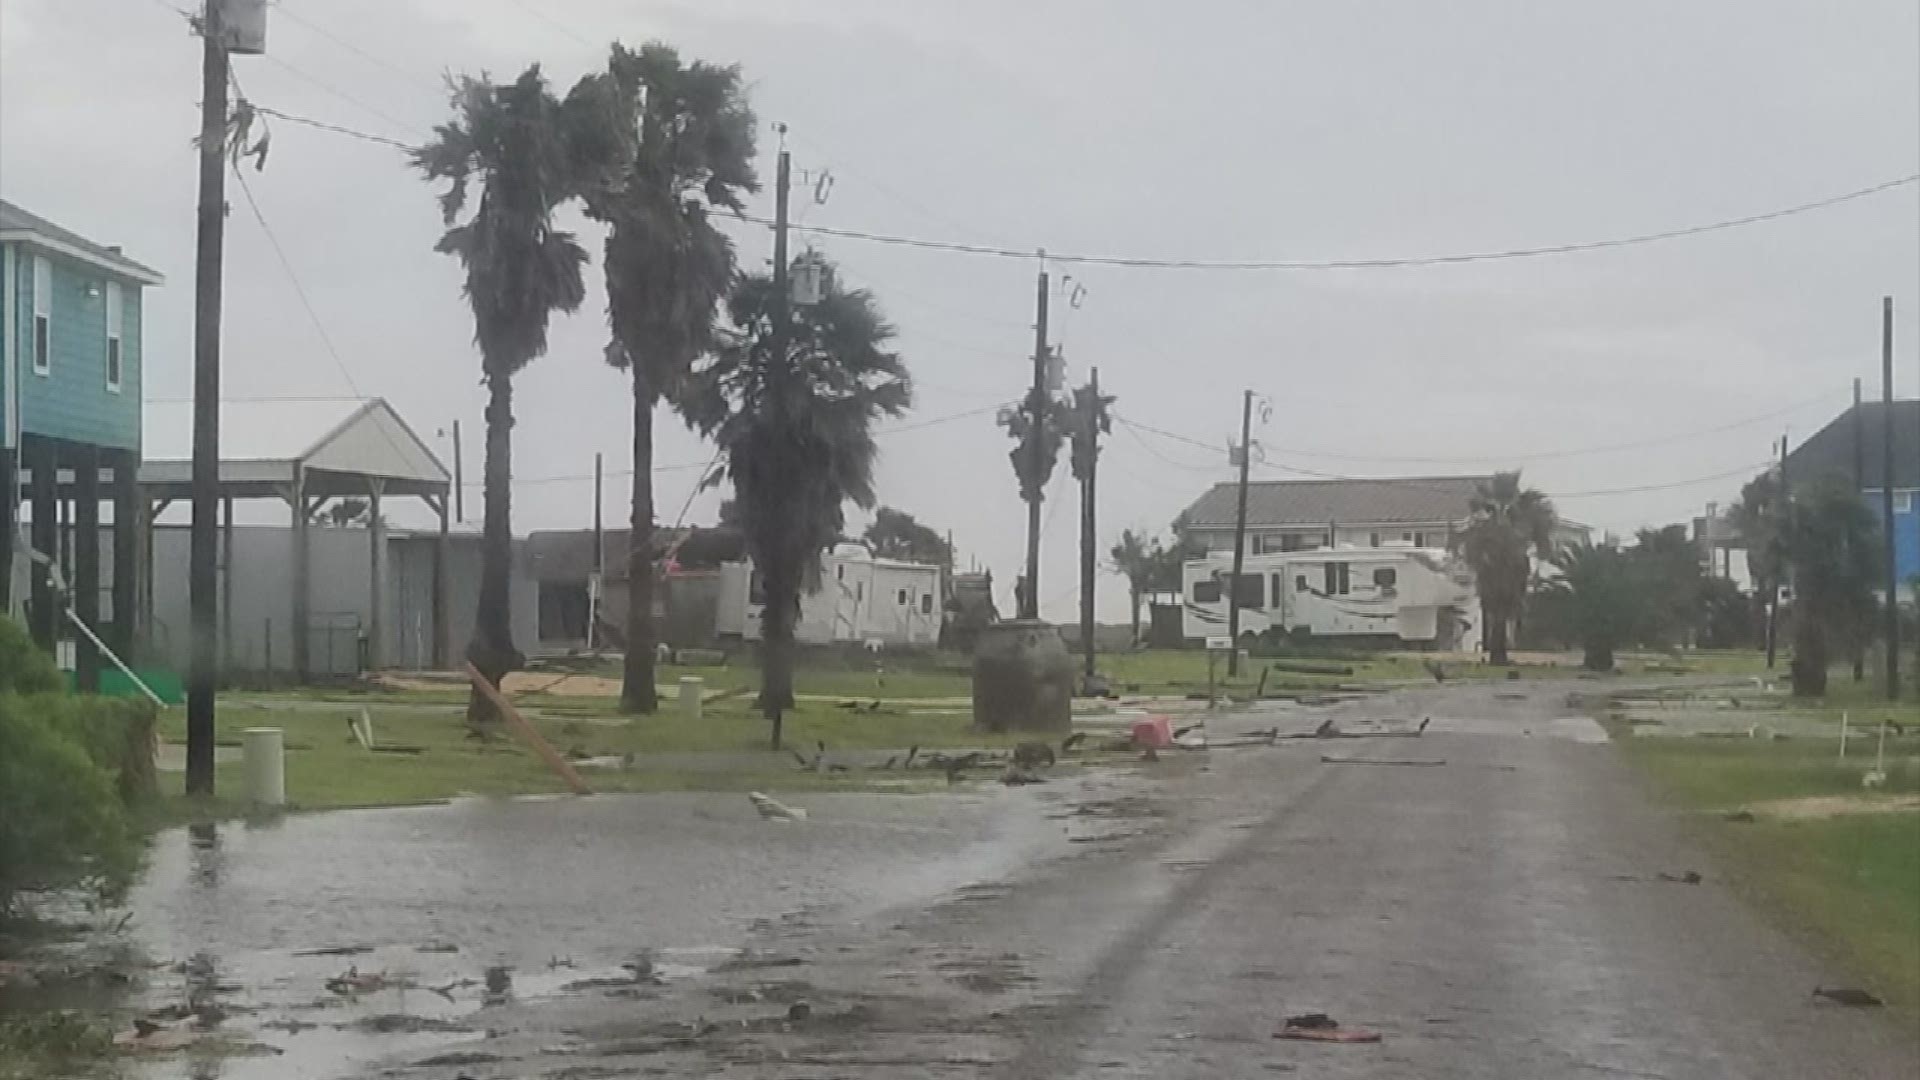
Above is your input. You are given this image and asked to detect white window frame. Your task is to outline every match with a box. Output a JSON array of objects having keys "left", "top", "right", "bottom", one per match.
[
  {"left": 1895, "top": 491, "right": 1914, "bottom": 515},
  {"left": 31, "top": 255, "right": 51, "bottom": 375},
  {"left": 105, "top": 280, "right": 123, "bottom": 392}
]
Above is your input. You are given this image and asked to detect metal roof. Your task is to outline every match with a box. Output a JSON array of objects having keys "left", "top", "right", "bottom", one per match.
[
  {"left": 1785, "top": 399, "right": 1919, "bottom": 491},
  {"left": 1180, "top": 475, "right": 1492, "bottom": 529},
  {"left": 0, "top": 199, "right": 164, "bottom": 285},
  {"left": 140, "top": 397, "right": 450, "bottom": 499}
]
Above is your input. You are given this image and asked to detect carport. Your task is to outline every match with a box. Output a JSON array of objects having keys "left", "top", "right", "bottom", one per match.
[{"left": 139, "top": 397, "right": 452, "bottom": 681}]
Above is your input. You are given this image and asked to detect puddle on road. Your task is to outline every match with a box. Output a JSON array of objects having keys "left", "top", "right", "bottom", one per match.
[{"left": 78, "top": 787, "right": 1063, "bottom": 1079}]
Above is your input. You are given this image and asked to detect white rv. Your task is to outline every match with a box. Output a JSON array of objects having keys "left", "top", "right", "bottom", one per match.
[
  {"left": 1182, "top": 545, "right": 1481, "bottom": 650},
  {"left": 716, "top": 542, "right": 943, "bottom": 647}
]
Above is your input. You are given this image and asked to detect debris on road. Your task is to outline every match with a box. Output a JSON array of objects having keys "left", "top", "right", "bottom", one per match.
[
  {"left": 292, "top": 944, "right": 374, "bottom": 957},
  {"left": 1320, "top": 755, "right": 1446, "bottom": 767},
  {"left": 1812, "top": 986, "right": 1883, "bottom": 1007},
  {"left": 1275, "top": 1012, "right": 1381, "bottom": 1043},
  {"left": 1656, "top": 870, "right": 1703, "bottom": 885},
  {"left": 749, "top": 791, "right": 809, "bottom": 821}
]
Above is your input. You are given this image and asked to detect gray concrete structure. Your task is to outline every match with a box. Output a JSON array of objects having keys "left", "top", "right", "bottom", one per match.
[
  {"left": 144, "top": 522, "right": 535, "bottom": 677},
  {"left": 139, "top": 397, "right": 452, "bottom": 681}
]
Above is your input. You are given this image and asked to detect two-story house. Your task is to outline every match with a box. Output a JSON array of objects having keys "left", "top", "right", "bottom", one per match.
[
  {"left": 1783, "top": 398, "right": 1919, "bottom": 591},
  {"left": 1, "top": 200, "right": 161, "bottom": 687}
]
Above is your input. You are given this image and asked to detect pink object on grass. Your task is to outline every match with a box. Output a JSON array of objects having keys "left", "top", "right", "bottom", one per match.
[{"left": 1131, "top": 715, "right": 1173, "bottom": 749}]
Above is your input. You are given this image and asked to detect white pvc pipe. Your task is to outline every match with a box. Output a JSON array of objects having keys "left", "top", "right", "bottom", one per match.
[{"left": 243, "top": 727, "right": 285, "bottom": 807}]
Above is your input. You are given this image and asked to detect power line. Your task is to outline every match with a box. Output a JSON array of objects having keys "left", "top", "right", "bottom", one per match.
[
  {"left": 259, "top": 52, "right": 429, "bottom": 138},
  {"left": 743, "top": 173, "right": 1919, "bottom": 271},
  {"left": 230, "top": 165, "right": 367, "bottom": 400},
  {"left": 1114, "top": 414, "right": 1771, "bottom": 500},
  {"left": 215, "top": 99, "right": 1915, "bottom": 274},
  {"left": 250, "top": 104, "right": 417, "bottom": 151},
  {"left": 268, "top": 1, "right": 444, "bottom": 95},
  {"left": 1115, "top": 386, "right": 1838, "bottom": 468}
]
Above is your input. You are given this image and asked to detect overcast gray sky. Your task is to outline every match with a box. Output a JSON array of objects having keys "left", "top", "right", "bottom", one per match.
[{"left": 3, "top": 0, "right": 1916, "bottom": 620}]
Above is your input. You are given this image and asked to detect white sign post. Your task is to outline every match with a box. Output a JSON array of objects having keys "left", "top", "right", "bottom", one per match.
[{"left": 1204, "top": 636, "right": 1233, "bottom": 708}]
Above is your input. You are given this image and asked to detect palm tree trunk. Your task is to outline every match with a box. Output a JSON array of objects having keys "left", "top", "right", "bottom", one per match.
[
  {"left": 1790, "top": 608, "right": 1827, "bottom": 697},
  {"left": 621, "top": 370, "right": 659, "bottom": 714},
  {"left": 1485, "top": 601, "right": 1511, "bottom": 665},
  {"left": 759, "top": 552, "right": 796, "bottom": 748},
  {"left": 1129, "top": 586, "right": 1142, "bottom": 646},
  {"left": 467, "top": 373, "right": 522, "bottom": 724}
]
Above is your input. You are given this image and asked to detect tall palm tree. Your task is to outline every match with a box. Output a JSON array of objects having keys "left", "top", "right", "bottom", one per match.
[
  {"left": 414, "top": 68, "right": 589, "bottom": 720},
  {"left": 571, "top": 43, "right": 758, "bottom": 715},
  {"left": 682, "top": 264, "right": 911, "bottom": 748},
  {"left": 1453, "top": 471, "right": 1557, "bottom": 665},
  {"left": 1108, "top": 528, "right": 1158, "bottom": 646}
]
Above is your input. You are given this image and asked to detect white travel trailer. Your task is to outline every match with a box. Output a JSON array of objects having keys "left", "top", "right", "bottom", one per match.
[
  {"left": 1182, "top": 545, "right": 1481, "bottom": 650},
  {"left": 716, "top": 542, "right": 943, "bottom": 647}
]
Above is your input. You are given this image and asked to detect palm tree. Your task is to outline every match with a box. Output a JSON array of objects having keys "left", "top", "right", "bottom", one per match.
[
  {"left": 415, "top": 68, "right": 589, "bottom": 720},
  {"left": 1730, "top": 470, "right": 1786, "bottom": 664},
  {"left": 1453, "top": 471, "right": 1557, "bottom": 665},
  {"left": 682, "top": 263, "right": 911, "bottom": 748},
  {"left": 1781, "top": 477, "right": 1880, "bottom": 697},
  {"left": 572, "top": 43, "right": 758, "bottom": 714},
  {"left": 1541, "top": 539, "right": 1640, "bottom": 672},
  {"left": 1108, "top": 529, "right": 1160, "bottom": 645}
]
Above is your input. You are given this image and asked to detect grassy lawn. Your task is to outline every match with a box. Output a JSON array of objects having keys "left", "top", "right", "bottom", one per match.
[
  {"left": 1618, "top": 730, "right": 1920, "bottom": 1011},
  {"left": 152, "top": 695, "right": 1030, "bottom": 817}
]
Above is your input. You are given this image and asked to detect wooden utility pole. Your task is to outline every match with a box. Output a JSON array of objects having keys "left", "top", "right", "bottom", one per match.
[
  {"left": 1880, "top": 297, "right": 1900, "bottom": 700},
  {"left": 762, "top": 131, "right": 793, "bottom": 745},
  {"left": 1021, "top": 260, "right": 1049, "bottom": 621},
  {"left": 1766, "top": 433, "right": 1785, "bottom": 670},
  {"left": 1852, "top": 378, "right": 1866, "bottom": 680},
  {"left": 590, "top": 451, "right": 603, "bottom": 651},
  {"left": 1226, "top": 390, "right": 1253, "bottom": 676},
  {"left": 186, "top": 0, "right": 232, "bottom": 796},
  {"left": 1075, "top": 368, "right": 1104, "bottom": 683},
  {"left": 450, "top": 419, "right": 464, "bottom": 522}
]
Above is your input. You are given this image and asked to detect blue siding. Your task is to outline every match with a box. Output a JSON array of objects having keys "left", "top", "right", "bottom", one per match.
[
  {"left": 1866, "top": 491, "right": 1919, "bottom": 588},
  {"left": 14, "top": 248, "right": 142, "bottom": 451}
]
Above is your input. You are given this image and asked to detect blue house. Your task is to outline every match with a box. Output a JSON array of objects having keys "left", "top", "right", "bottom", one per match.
[
  {"left": 1785, "top": 398, "right": 1920, "bottom": 592},
  {"left": 0, "top": 200, "right": 162, "bottom": 687}
]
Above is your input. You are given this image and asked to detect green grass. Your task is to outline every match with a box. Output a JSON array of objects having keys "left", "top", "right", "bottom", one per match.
[
  {"left": 1619, "top": 733, "right": 1920, "bottom": 1011},
  {"left": 150, "top": 694, "right": 1026, "bottom": 816}
]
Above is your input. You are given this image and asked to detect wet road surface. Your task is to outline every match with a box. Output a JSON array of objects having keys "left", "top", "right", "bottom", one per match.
[
  {"left": 352, "top": 680, "right": 1918, "bottom": 1079},
  {"left": 118, "top": 788, "right": 1065, "bottom": 1079}
]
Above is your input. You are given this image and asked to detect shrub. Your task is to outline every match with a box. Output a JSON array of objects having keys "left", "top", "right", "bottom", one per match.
[
  {"left": 0, "top": 617, "right": 61, "bottom": 695},
  {"left": 0, "top": 695, "right": 140, "bottom": 909}
]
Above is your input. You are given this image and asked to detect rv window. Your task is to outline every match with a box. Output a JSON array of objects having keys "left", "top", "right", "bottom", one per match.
[
  {"left": 1323, "top": 562, "right": 1336, "bottom": 594},
  {"left": 1373, "top": 567, "right": 1397, "bottom": 589},
  {"left": 1270, "top": 573, "right": 1283, "bottom": 608},
  {"left": 898, "top": 589, "right": 908, "bottom": 605},
  {"left": 1295, "top": 574, "right": 1309, "bottom": 593},
  {"left": 857, "top": 582, "right": 864, "bottom": 601},
  {"left": 1232, "top": 573, "right": 1264, "bottom": 610},
  {"left": 1324, "top": 562, "right": 1350, "bottom": 595},
  {"left": 1369, "top": 531, "right": 1381, "bottom": 547},
  {"left": 1412, "top": 531, "right": 1428, "bottom": 547},
  {"left": 1192, "top": 579, "right": 1222, "bottom": 604},
  {"left": 748, "top": 571, "right": 766, "bottom": 605},
  {"left": 920, "top": 593, "right": 933, "bottom": 614},
  {"left": 837, "top": 564, "right": 844, "bottom": 580}
]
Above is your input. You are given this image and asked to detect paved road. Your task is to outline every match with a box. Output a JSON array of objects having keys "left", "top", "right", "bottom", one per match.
[{"left": 371, "top": 680, "right": 1918, "bottom": 1079}]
